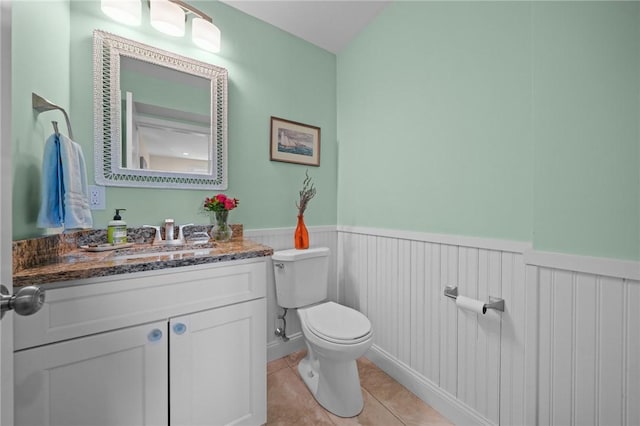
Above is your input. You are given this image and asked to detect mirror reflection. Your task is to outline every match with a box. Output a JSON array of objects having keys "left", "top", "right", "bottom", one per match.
[
  {"left": 93, "top": 30, "right": 228, "bottom": 189},
  {"left": 120, "top": 57, "right": 211, "bottom": 174}
]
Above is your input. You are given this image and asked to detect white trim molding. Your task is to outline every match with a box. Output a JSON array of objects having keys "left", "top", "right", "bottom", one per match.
[
  {"left": 266, "top": 332, "right": 305, "bottom": 362},
  {"left": 337, "top": 225, "right": 531, "bottom": 254},
  {"left": 525, "top": 249, "right": 640, "bottom": 281}
]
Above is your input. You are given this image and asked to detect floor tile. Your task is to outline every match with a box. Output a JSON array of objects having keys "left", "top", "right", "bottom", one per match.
[
  {"left": 325, "top": 388, "right": 404, "bottom": 426},
  {"left": 267, "top": 358, "right": 288, "bottom": 376},
  {"left": 357, "top": 358, "right": 407, "bottom": 402},
  {"left": 357, "top": 357, "right": 453, "bottom": 426},
  {"left": 266, "top": 366, "right": 333, "bottom": 425},
  {"left": 285, "top": 349, "right": 307, "bottom": 368},
  {"left": 386, "top": 387, "right": 453, "bottom": 426},
  {"left": 267, "top": 353, "right": 452, "bottom": 426}
]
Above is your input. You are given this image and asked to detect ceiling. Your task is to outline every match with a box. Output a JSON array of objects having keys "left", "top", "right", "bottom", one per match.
[{"left": 219, "top": 0, "right": 391, "bottom": 53}]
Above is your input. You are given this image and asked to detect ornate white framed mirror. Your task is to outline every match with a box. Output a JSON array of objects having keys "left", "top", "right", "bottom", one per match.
[{"left": 93, "top": 30, "right": 228, "bottom": 189}]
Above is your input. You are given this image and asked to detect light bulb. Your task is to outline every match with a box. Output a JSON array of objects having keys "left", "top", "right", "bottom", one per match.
[
  {"left": 192, "top": 18, "right": 221, "bottom": 53},
  {"left": 101, "top": 0, "right": 141, "bottom": 26},
  {"left": 150, "top": 0, "right": 185, "bottom": 37}
]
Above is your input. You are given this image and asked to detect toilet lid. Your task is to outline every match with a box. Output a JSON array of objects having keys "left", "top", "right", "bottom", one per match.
[{"left": 304, "top": 302, "right": 371, "bottom": 342}]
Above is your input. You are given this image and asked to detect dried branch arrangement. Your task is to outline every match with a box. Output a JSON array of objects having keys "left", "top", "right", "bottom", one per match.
[{"left": 296, "top": 170, "right": 316, "bottom": 216}]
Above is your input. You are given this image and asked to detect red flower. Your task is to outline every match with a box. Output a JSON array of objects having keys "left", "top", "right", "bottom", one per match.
[
  {"left": 224, "top": 199, "right": 236, "bottom": 210},
  {"left": 204, "top": 193, "right": 239, "bottom": 212}
]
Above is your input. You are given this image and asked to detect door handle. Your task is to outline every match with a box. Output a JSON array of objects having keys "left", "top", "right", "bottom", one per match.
[{"left": 0, "top": 285, "right": 45, "bottom": 318}]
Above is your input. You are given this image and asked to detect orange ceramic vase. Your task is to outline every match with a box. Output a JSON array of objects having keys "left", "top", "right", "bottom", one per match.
[{"left": 294, "top": 215, "right": 309, "bottom": 249}]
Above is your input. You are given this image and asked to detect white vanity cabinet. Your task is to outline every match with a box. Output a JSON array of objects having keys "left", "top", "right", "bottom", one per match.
[
  {"left": 170, "top": 299, "right": 265, "bottom": 426},
  {"left": 13, "top": 258, "right": 267, "bottom": 426},
  {"left": 15, "top": 320, "right": 169, "bottom": 426}
]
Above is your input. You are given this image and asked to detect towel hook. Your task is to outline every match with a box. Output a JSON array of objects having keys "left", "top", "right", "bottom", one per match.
[{"left": 32, "top": 92, "right": 74, "bottom": 140}]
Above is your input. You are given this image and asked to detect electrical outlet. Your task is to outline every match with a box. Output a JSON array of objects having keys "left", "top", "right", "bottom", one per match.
[{"left": 88, "top": 185, "right": 106, "bottom": 210}]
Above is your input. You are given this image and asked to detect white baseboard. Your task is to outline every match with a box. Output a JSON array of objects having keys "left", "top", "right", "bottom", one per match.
[
  {"left": 366, "top": 345, "right": 495, "bottom": 426},
  {"left": 267, "top": 332, "right": 305, "bottom": 362}
]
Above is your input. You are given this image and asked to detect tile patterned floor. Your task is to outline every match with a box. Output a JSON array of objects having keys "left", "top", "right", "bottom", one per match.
[{"left": 267, "top": 350, "right": 453, "bottom": 425}]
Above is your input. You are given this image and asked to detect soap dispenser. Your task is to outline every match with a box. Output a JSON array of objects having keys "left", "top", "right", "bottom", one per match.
[{"left": 107, "top": 208, "right": 127, "bottom": 244}]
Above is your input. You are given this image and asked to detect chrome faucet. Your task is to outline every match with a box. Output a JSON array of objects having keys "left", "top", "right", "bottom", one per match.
[
  {"left": 164, "top": 219, "right": 175, "bottom": 243},
  {"left": 177, "top": 223, "right": 193, "bottom": 243},
  {"left": 144, "top": 220, "right": 190, "bottom": 246},
  {"left": 143, "top": 225, "right": 163, "bottom": 245}
]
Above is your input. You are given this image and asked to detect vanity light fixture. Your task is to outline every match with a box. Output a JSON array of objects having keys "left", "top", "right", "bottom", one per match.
[
  {"left": 100, "top": 0, "right": 222, "bottom": 53},
  {"left": 192, "top": 16, "right": 221, "bottom": 53},
  {"left": 100, "top": 0, "right": 142, "bottom": 26},
  {"left": 150, "top": 0, "right": 185, "bottom": 37}
]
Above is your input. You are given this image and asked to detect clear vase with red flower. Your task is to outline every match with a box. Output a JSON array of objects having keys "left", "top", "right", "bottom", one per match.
[
  {"left": 210, "top": 210, "right": 233, "bottom": 242},
  {"left": 204, "top": 194, "right": 239, "bottom": 242}
]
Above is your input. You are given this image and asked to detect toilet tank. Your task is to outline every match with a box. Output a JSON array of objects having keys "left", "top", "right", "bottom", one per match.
[{"left": 272, "top": 247, "right": 330, "bottom": 308}]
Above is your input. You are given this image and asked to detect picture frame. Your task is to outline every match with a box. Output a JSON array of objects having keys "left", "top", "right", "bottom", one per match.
[{"left": 270, "top": 116, "right": 321, "bottom": 167}]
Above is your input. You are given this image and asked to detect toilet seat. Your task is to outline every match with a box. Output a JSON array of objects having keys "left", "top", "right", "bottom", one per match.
[{"left": 301, "top": 302, "right": 372, "bottom": 345}]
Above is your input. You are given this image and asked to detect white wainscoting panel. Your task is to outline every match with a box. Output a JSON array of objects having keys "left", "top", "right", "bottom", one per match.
[
  {"left": 254, "top": 224, "right": 639, "bottom": 425},
  {"left": 245, "top": 226, "right": 337, "bottom": 361},
  {"left": 536, "top": 267, "right": 640, "bottom": 426},
  {"left": 338, "top": 228, "right": 532, "bottom": 426}
]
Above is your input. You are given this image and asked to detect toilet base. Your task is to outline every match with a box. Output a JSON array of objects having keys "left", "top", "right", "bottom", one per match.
[{"left": 297, "top": 346, "right": 364, "bottom": 418}]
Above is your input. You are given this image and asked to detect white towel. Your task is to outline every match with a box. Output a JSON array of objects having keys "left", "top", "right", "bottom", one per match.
[{"left": 37, "top": 133, "right": 93, "bottom": 230}]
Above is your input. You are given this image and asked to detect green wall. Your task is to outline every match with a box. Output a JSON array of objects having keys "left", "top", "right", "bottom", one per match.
[
  {"left": 531, "top": 2, "right": 639, "bottom": 260},
  {"left": 13, "top": 1, "right": 640, "bottom": 261},
  {"left": 12, "top": 0, "right": 71, "bottom": 238},
  {"left": 337, "top": 1, "right": 640, "bottom": 261},
  {"left": 12, "top": 0, "right": 337, "bottom": 240}
]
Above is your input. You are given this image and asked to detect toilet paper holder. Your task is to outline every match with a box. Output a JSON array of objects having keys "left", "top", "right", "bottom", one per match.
[{"left": 443, "top": 286, "right": 505, "bottom": 313}]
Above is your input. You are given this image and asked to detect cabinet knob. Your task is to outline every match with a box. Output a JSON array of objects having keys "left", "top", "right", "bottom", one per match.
[
  {"left": 147, "top": 328, "right": 163, "bottom": 342},
  {"left": 173, "top": 323, "right": 187, "bottom": 335}
]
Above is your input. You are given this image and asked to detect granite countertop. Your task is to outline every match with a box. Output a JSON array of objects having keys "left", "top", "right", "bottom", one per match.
[{"left": 13, "top": 226, "right": 274, "bottom": 287}]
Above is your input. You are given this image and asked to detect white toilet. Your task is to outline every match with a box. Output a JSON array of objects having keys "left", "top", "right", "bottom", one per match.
[{"left": 272, "top": 247, "right": 373, "bottom": 418}]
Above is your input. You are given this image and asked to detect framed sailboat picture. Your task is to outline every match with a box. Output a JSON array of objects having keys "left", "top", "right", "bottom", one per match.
[{"left": 270, "top": 116, "right": 321, "bottom": 166}]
